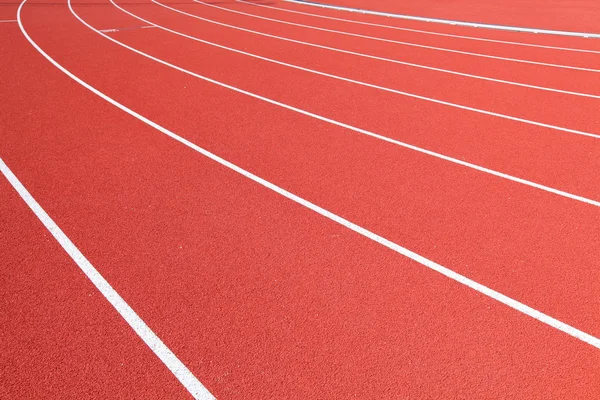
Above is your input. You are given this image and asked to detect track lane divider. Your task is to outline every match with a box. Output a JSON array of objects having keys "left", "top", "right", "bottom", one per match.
[
  {"left": 193, "top": 0, "right": 600, "bottom": 73},
  {"left": 15, "top": 4, "right": 215, "bottom": 399},
  {"left": 151, "top": 1, "right": 600, "bottom": 100},
  {"left": 0, "top": 154, "right": 215, "bottom": 400},
  {"left": 236, "top": 0, "right": 600, "bottom": 54},
  {"left": 69, "top": 0, "right": 600, "bottom": 208},
  {"left": 20, "top": 0, "right": 600, "bottom": 352}
]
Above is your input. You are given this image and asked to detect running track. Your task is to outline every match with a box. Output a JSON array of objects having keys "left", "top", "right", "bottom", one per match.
[{"left": 1, "top": 0, "right": 600, "bottom": 398}]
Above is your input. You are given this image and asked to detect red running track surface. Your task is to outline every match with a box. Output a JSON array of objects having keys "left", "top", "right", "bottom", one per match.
[
  {"left": 221, "top": 0, "right": 600, "bottom": 66},
  {"left": 252, "top": 0, "right": 600, "bottom": 51},
  {"left": 309, "top": 0, "right": 600, "bottom": 34},
  {"left": 1, "top": 0, "right": 600, "bottom": 398}
]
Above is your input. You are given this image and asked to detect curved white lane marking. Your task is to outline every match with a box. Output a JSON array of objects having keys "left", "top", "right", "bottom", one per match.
[
  {"left": 78, "top": 0, "right": 600, "bottom": 208},
  {"left": 193, "top": 0, "right": 600, "bottom": 73},
  {"left": 237, "top": 0, "right": 600, "bottom": 54},
  {"left": 284, "top": 0, "right": 600, "bottom": 39},
  {"left": 150, "top": 0, "right": 600, "bottom": 134},
  {"left": 22, "top": 0, "right": 600, "bottom": 353},
  {"left": 15, "top": 2, "right": 215, "bottom": 399},
  {"left": 148, "top": 2, "right": 600, "bottom": 100}
]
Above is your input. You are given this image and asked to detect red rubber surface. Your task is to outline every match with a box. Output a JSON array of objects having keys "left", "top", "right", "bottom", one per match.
[
  {"left": 268, "top": 0, "right": 600, "bottom": 51},
  {"left": 0, "top": 178, "right": 193, "bottom": 399},
  {"left": 2, "top": 0, "right": 600, "bottom": 398},
  {"left": 108, "top": 1, "right": 600, "bottom": 198},
  {"left": 0, "top": 3, "right": 18, "bottom": 19},
  {"left": 316, "top": 0, "right": 600, "bottom": 33},
  {"left": 215, "top": 1, "right": 600, "bottom": 68}
]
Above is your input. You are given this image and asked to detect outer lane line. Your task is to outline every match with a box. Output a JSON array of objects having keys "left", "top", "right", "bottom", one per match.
[
  {"left": 192, "top": 0, "right": 600, "bottom": 73},
  {"left": 145, "top": 0, "right": 600, "bottom": 135},
  {"left": 76, "top": 0, "right": 600, "bottom": 208},
  {"left": 149, "top": 2, "right": 600, "bottom": 100},
  {"left": 22, "top": 0, "right": 600, "bottom": 352},
  {"left": 284, "top": 0, "right": 600, "bottom": 39},
  {"left": 236, "top": 0, "right": 600, "bottom": 54},
  {"left": 15, "top": 4, "right": 215, "bottom": 400}
]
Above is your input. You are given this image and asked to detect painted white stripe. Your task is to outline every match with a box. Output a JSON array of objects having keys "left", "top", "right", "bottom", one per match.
[
  {"left": 15, "top": 3, "right": 215, "bottom": 400},
  {"left": 153, "top": 1, "right": 600, "bottom": 100},
  {"left": 284, "top": 0, "right": 600, "bottom": 39},
  {"left": 81, "top": 0, "right": 600, "bottom": 208},
  {"left": 0, "top": 158, "right": 215, "bottom": 400},
  {"left": 238, "top": 0, "right": 600, "bottom": 54},
  {"left": 193, "top": 0, "right": 600, "bottom": 73},
  {"left": 22, "top": 0, "right": 600, "bottom": 352},
  {"left": 152, "top": 0, "right": 600, "bottom": 132},
  {"left": 0, "top": 19, "right": 18, "bottom": 22}
]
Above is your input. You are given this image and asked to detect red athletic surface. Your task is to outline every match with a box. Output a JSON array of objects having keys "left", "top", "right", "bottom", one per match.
[
  {"left": 2, "top": 0, "right": 600, "bottom": 398},
  {"left": 320, "top": 0, "right": 600, "bottom": 33},
  {"left": 228, "top": 1, "right": 600, "bottom": 68},
  {"left": 267, "top": 0, "right": 600, "bottom": 51}
]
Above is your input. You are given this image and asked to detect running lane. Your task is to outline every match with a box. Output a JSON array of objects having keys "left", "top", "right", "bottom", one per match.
[
  {"left": 261, "top": 0, "right": 600, "bottom": 52},
  {"left": 33, "top": 0, "right": 600, "bottom": 340},
  {"left": 0, "top": 177, "right": 194, "bottom": 399},
  {"left": 79, "top": 0, "right": 600, "bottom": 204},
  {"left": 307, "top": 0, "right": 600, "bottom": 33},
  {"left": 7, "top": 1, "right": 600, "bottom": 398},
  {"left": 183, "top": 0, "right": 600, "bottom": 94},
  {"left": 0, "top": 16, "right": 198, "bottom": 399},
  {"left": 215, "top": 0, "right": 600, "bottom": 69},
  {"left": 146, "top": 0, "right": 600, "bottom": 125}
]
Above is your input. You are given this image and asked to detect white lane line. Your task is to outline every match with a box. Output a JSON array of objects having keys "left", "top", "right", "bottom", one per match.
[
  {"left": 0, "top": 19, "right": 18, "bottom": 22},
  {"left": 0, "top": 157, "right": 215, "bottom": 400},
  {"left": 193, "top": 0, "right": 600, "bottom": 73},
  {"left": 284, "top": 0, "right": 600, "bottom": 39},
  {"left": 151, "top": 1, "right": 600, "bottom": 131},
  {"left": 15, "top": 4, "right": 215, "bottom": 400},
  {"left": 82, "top": 0, "right": 600, "bottom": 209},
  {"left": 237, "top": 0, "right": 600, "bottom": 54},
  {"left": 24, "top": 0, "right": 600, "bottom": 353},
  {"left": 153, "top": 1, "right": 600, "bottom": 101}
]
